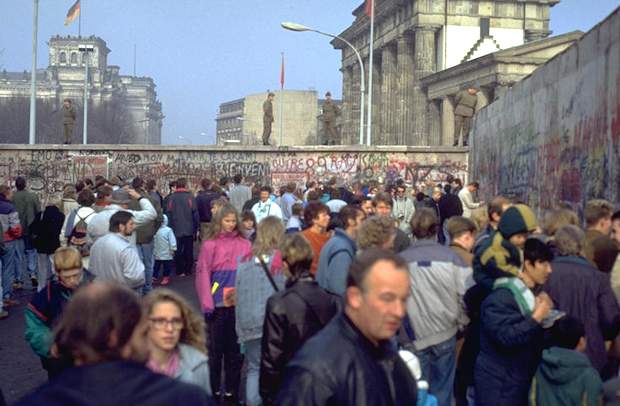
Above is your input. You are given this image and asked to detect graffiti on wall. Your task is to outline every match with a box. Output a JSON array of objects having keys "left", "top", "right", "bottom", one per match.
[
  {"left": 471, "top": 11, "right": 620, "bottom": 212},
  {"left": 0, "top": 148, "right": 468, "bottom": 201}
]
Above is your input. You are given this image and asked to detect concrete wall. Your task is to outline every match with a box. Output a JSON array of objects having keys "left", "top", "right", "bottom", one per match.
[
  {"left": 471, "top": 7, "right": 620, "bottom": 212},
  {"left": 0, "top": 145, "right": 467, "bottom": 202}
]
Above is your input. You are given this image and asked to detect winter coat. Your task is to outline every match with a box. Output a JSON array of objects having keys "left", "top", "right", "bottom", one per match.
[
  {"left": 274, "top": 313, "right": 418, "bottom": 406},
  {"left": 530, "top": 347, "right": 602, "bottom": 406},
  {"left": 438, "top": 193, "right": 463, "bottom": 225},
  {"left": 195, "top": 231, "right": 252, "bottom": 313},
  {"left": 176, "top": 344, "right": 212, "bottom": 396},
  {"left": 400, "top": 239, "right": 471, "bottom": 350},
  {"left": 393, "top": 197, "right": 416, "bottom": 235},
  {"left": 235, "top": 251, "right": 284, "bottom": 343},
  {"left": 89, "top": 233, "right": 145, "bottom": 289},
  {"left": 543, "top": 255, "right": 620, "bottom": 372},
  {"left": 475, "top": 286, "right": 544, "bottom": 406},
  {"left": 0, "top": 194, "right": 22, "bottom": 242},
  {"left": 130, "top": 190, "right": 163, "bottom": 245},
  {"left": 60, "top": 206, "right": 96, "bottom": 247},
  {"left": 87, "top": 200, "right": 157, "bottom": 244},
  {"left": 13, "top": 189, "right": 41, "bottom": 237},
  {"left": 167, "top": 189, "right": 199, "bottom": 237},
  {"left": 458, "top": 188, "right": 481, "bottom": 218},
  {"left": 196, "top": 190, "right": 221, "bottom": 223},
  {"left": 260, "top": 277, "right": 341, "bottom": 403},
  {"left": 14, "top": 361, "right": 213, "bottom": 406},
  {"left": 316, "top": 228, "right": 356, "bottom": 296},
  {"left": 30, "top": 206, "right": 65, "bottom": 254},
  {"left": 153, "top": 215, "right": 177, "bottom": 261}
]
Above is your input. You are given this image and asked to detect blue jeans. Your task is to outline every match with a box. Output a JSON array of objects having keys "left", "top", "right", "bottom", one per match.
[
  {"left": 244, "top": 338, "right": 262, "bottom": 406},
  {"left": 16, "top": 237, "right": 38, "bottom": 282},
  {"left": 137, "top": 241, "right": 155, "bottom": 295},
  {"left": 0, "top": 260, "right": 3, "bottom": 311},
  {"left": 1, "top": 240, "right": 18, "bottom": 299},
  {"left": 415, "top": 335, "right": 457, "bottom": 406},
  {"left": 154, "top": 259, "right": 173, "bottom": 279},
  {"left": 442, "top": 222, "right": 451, "bottom": 246}
]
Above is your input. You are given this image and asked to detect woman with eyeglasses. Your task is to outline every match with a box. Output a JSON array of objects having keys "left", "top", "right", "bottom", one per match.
[{"left": 144, "top": 289, "right": 211, "bottom": 396}]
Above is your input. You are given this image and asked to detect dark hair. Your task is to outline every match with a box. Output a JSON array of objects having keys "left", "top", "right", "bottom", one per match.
[
  {"left": 551, "top": 315, "right": 585, "bottom": 350},
  {"left": 200, "top": 178, "right": 211, "bottom": 191},
  {"left": 169, "top": 180, "right": 177, "bottom": 189},
  {"left": 585, "top": 199, "right": 614, "bottom": 227},
  {"left": 373, "top": 192, "right": 393, "bottom": 208},
  {"left": 339, "top": 205, "right": 363, "bottom": 229},
  {"left": 131, "top": 177, "right": 144, "bottom": 190},
  {"left": 446, "top": 216, "right": 477, "bottom": 239},
  {"left": 96, "top": 185, "right": 113, "bottom": 199},
  {"left": 176, "top": 178, "right": 187, "bottom": 189},
  {"left": 410, "top": 208, "right": 438, "bottom": 239},
  {"left": 469, "top": 182, "right": 480, "bottom": 189},
  {"left": 524, "top": 238, "right": 554, "bottom": 264},
  {"left": 109, "top": 211, "right": 134, "bottom": 232},
  {"left": 454, "top": 178, "right": 463, "bottom": 187},
  {"left": 83, "top": 178, "right": 94, "bottom": 188},
  {"left": 0, "top": 185, "right": 11, "bottom": 197},
  {"left": 346, "top": 248, "right": 408, "bottom": 292},
  {"left": 15, "top": 176, "right": 26, "bottom": 191},
  {"left": 75, "top": 180, "right": 85, "bottom": 193},
  {"left": 233, "top": 174, "right": 243, "bottom": 184},
  {"left": 444, "top": 184, "right": 452, "bottom": 194},
  {"left": 306, "top": 190, "right": 320, "bottom": 202},
  {"left": 303, "top": 201, "right": 329, "bottom": 225},
  {"left": 219, "top": 177, "right": 229, "bottom": 187},
  {"left": 241, "top": 209, "right": 256, "bottom": 224},
  {"left": 146, "top": 179, "right": 157, "bottom": 191},
  {"left": 95, "top": 178, "right": 109, "bottom": 189},
  {"left": 612, "top": 210, "right": 620, "bottom": 222},
  {"left": 330, "top": 188, "right": 342, "bottom": 200},
  {"left": 280, "top": 234, "right": 313, "bottom": 279},
  {"left": 54, "top": 283, "right": 143, "bottom": 364},
  {"left": 291, "top": 202, "right": 304, "bottom": 216},
  {"left": 260, "top": 185, "right": 272, "bottom": 194},
  {"left": 77, "top": 189, "right": 96, "bottom": 207}
]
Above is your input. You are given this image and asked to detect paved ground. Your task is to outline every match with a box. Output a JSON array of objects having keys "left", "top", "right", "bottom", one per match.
[{"left": 0, "top": 274, "right": 201, "bottom": 405}]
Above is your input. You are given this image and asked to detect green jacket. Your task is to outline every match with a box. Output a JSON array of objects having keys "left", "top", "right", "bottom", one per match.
[
  {"left": 13, "top": 190, "right": 40, "bottom": 236},
  {"left": 130, "top": 190, "right": 163, "bottom": 245},
  {"left": 530, "top": 347, "right": 602, "bottom": 406}
]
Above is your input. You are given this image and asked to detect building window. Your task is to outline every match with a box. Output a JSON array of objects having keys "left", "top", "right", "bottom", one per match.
[
  {"left": 71, "top": 52, "right": 78, "bottom": 64},
  {"left": 60, "top": 52, "right": 67, "bottom": 64}
]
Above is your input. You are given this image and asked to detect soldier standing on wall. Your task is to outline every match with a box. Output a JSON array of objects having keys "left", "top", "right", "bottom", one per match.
[
  {"left": 453, "top": 85, "right": 478, "bottom": 147},
  {"left": 262, "top": 92, "right": 275, "bottom": 146},
  {"left": 322, "top": 91, "right": 341, "bottom": 145},
  {"left": 62, "top": 98, "right": 76, "bottom": 145}
]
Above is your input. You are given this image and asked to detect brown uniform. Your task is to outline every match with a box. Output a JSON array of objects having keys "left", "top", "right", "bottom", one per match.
[
  {"left": 453, "top": 90, "right": 478, "bottom": 146},
  {"left": 63, "top": 105, "right": 76, "bottom": 144},
  {"left": 322, "top": 100, "right": 340, "bottom": 145},
  {"left": 262, "top": 99, "right": 274, "bottom": 145}
]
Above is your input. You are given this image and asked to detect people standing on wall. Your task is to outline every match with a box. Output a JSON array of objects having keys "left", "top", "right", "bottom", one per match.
[
  {"left": 0, "top": 185, "right": 22, "bottom": 310},
  {"left": 12, "top": 177, "right": 41, "bottom": 290},
  {"left": 166, "top": 178, "right": 199, "bottom": 276},
  {"left": 62, "top": 98, "right": 76, "bottom": 145},
  {"left": 195, "top": 204, "right": 251, "bottom": 404},
  {"left": 262, "top": 92, "right": 275, "bottom": 146},
  {"left": 322, "top": 91, "right": 341, "bottom": 145},
  {"left": 453, "top": 85, "right": 478, "bottom": 147}
]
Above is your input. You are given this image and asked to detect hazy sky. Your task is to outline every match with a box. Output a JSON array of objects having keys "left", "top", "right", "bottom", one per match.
[{"left": 1, "top": 0, "right": 618, "bottom": 145}]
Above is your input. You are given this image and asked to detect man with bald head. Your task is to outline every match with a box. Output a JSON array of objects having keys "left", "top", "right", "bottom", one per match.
[{"left": 15, "top": 283, "right": 214, "bottom": 406}]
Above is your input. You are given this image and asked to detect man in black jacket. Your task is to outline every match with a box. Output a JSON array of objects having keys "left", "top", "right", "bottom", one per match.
[
  {"left": 15, "top": 282, "right": 214, "bottom": 406},
  {"left": 166, "top": 178, "right": 199, "bottom": 276},
  {"left": 275, "top": 248, "right": 417, "bottom": 406}
]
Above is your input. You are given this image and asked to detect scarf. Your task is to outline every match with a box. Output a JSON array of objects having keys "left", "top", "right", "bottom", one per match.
[{"left": 493, "top": 276, "right": 535, "bottom": 316}]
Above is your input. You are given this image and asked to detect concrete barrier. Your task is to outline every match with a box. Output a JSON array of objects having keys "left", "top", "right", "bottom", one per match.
[
  {"left": 0, "top": 145, "right": 468, "bottom": 201},
  {"left": 471, "top": 7, "right": 620, "bottom": 213}
]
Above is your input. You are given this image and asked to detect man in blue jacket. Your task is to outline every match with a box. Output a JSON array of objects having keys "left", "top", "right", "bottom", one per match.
[{"left": 316, "top": 205, "right": 365, "bottom": 296}]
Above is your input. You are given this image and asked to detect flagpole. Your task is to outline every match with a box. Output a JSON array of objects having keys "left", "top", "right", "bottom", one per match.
[
  {"left": 28, "top": 0, "right": 39, "bottom": 145},
  {"left": 366, "top": 0, "right": 375, "bottom": 146},
  {"left": 279, "top": 52, "right": 284, "bottom": 146}
]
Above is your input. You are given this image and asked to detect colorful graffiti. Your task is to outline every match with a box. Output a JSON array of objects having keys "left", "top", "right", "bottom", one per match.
[
  {"left": 471, "top": 9, "right": 620, "bottom": 212},
  {"left": 0, "top": 147, "right": 468, "bottom": 201}
]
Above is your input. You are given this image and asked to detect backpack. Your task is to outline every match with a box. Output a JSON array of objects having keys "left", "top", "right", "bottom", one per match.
[{"left": 66, "top": 209, "right": 94, "bottom": 255}]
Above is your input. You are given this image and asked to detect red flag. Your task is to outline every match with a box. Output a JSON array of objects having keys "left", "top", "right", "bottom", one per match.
[
  {"left": 280, "top": 53, "right": 285, "bottom": 89},
  {"left": 365, "top": 0, "right": 373, "bottom": 17},
  {"left": 64, "top": 0, "right": 81, "bottom": 26}
]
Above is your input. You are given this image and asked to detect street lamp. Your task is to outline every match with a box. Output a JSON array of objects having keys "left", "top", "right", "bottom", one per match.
[{"left": 281, "top": 21, "right": 365, "bottom": 146}]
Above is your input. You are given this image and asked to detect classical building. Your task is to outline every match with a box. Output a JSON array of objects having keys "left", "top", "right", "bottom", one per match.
[
  {"left": 216, "top": 90, "right": 341, "bottom": 146},
  {"left": 332, "top": 0, "right": 572, "bottom": 146},
  {"left": 0, "top": 35, "right": 163, "bottom": 144}
]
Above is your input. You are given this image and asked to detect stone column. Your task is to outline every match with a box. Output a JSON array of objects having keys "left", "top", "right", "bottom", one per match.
[
  {"left": 412, "top": 25, "right": 438, "bottom": 146},
  {"left": 349, "top": 63, "right": 361, "bottom": 145},
  {"left": 341, "top": 66, "right": 353, "bottom": 144},
  {"left": 379, "top": 44, "right": 397, "bottom": 145},
  {"left": 427, "top": 99, "right": 441, "bottom": 146},
  {"left": 441, "top": 96, "right": 455, "bottom": 146},
  {"left": 366, "top": 55, "right": 382, "bottom": 146},
  {"left": 396, "top": 33, "right": 414, "bottom": 146}
]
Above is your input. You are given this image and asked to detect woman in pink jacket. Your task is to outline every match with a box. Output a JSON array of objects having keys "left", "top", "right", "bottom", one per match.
[{"left": 195, "top": 203, "right": 251, "bottom": 404}]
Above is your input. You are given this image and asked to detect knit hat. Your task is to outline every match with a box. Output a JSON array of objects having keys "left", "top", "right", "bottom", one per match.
[
  {"left": 498, "top": 204, "right": 538, "bottom": 239},
  {"left": 110, "top": 189, "right": 132, "bottom": 205}
]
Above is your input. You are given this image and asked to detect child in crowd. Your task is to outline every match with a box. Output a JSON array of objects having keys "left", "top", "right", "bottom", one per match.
[
  {"left": 240, "top": 210, "right": 256, "bottom": 241},
  {"left": 286, "top": 203, "right": 303, "bottom": 233},
  {"left": 24, "top": 247, "right": 85, "bottom": 379},
  {"left": 530, "top": 315, "right": 602, "bottom": 405},
  {"left": 195, "top": 204, "right": 251, "bottom": 403},
  {"left": 153, "top": 214, "right": 177, "bottom": 286}
]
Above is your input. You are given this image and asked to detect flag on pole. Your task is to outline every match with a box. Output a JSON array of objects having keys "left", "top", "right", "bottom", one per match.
[
  {"left": 280, "top": 53, "right": 285, "bottom": 89},
  {"left": 365, "top": 0, "right": 373, "bottom": 17},
  {"left": 64, "top": 0, "right": 81, "bottom": 26}
]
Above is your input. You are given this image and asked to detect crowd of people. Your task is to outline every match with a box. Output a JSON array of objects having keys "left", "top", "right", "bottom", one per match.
[{"left": 2, "top": 172, "right": 620, "bottom": 405}]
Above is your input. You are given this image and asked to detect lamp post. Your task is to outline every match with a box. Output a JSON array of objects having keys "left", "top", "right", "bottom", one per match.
[
  {"left": 78, "top": 44, "right": 95, "bottom": 144},
  {"left": 28, "top": 0, "right": 39, "bottom": 145},
  {"left": 281, "top": 22, "right": 365, "bottom": 146}
]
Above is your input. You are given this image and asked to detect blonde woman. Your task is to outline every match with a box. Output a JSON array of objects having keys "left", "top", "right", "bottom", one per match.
[
  {"left": 235, "top": 216, "right": 285, "bottom": 406},
  {"left": 144, "top": 289, "right": 211, "bottom": 396}
]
